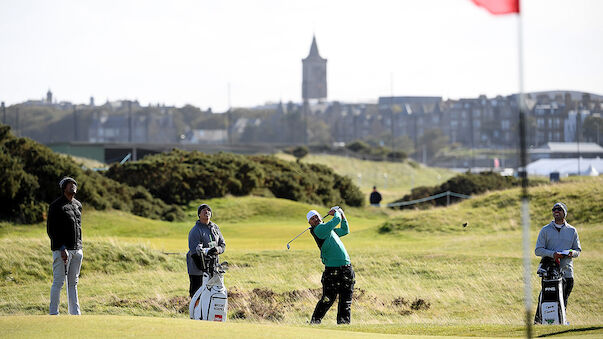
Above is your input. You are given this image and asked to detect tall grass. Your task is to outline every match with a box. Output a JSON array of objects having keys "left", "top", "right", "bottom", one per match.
[
  {"left": 1, "top": 177, "right": 601, "bottom": 331},
  {"left": 380, "top": 176, "right": 603, "bottom": 234}
]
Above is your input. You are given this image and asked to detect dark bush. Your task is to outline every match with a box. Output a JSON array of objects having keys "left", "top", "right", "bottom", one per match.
[
  {"left": 106, "top": 150, "right": 364, "bottom": 207},
  {"left": 346, "top": 140, "right": 371, "bottom": 154},
  {"left": 0, "top": 124, "right": 184, "bottom": 223},
  {"left": 387, "top": 150, "right": 408, "bottom": 162},
  {"left": 343, "top": 139, "right": 407, "bottom": 162},
  {"left": 291, "top": 146, "right": 309, "bottom": 161}
]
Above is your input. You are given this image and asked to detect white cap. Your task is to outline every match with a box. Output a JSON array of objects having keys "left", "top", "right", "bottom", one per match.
[{"left": 306, "top": 210, "right": 319, "bottom": 222}]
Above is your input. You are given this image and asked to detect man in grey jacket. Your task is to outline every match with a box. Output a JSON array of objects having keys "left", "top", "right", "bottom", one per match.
[
  {"left": 534, "top": 202, "right": 581, "bottom": 323},
  {"left": 187, "top": 204, "right": 226, "bottom": 297}
]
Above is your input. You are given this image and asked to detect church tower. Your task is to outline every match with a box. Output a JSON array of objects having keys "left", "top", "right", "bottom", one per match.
[{"left": 302, "top": 35, "right": 327, "bottom": 100}]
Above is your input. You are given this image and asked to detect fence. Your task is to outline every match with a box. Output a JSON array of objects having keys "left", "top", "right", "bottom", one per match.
[{"left": 386, "top": 191, "right": 471, "bottom": 208}]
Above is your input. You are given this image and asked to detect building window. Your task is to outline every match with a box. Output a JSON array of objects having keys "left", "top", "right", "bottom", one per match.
[{"left": 537, "top": 118, "right": 545, "bottom": 128}]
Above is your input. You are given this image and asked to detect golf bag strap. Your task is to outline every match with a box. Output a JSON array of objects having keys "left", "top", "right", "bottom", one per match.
[{"left": 310, "top": 227, "right": 325, "bottom": 250}]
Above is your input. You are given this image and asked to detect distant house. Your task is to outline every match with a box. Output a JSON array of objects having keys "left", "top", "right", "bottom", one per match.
[
  {"left": 183, "top": 129, "right": 228, "bottom": 144},
  {"left": 88, "top": 113, "right": 146, "bottom": 143}
]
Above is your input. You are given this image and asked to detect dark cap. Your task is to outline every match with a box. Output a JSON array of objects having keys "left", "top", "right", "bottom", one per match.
[
  {"left": 59, "top": 177, "right": 77, "bottom": 190},
  {"left": 197, "top": 204, "right": 212, "bottom": 216},
  {"left": 552, "top": 202, "right": 567, "bottom": 217}
]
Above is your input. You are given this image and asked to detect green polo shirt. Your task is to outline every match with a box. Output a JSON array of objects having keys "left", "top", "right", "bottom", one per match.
[{"left": 313, "top": 211, "right": 351, "bottom": 267}]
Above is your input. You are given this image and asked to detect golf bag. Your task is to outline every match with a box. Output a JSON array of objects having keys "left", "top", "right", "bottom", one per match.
[
  {"left": 189, "top": 255, "right": 228, "bottom": 322},
  {"left": 535, "top": 257, "right": 566, "bottom": 325}
]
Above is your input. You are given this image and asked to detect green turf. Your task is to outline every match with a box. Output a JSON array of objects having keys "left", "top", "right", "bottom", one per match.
[
  {"left": 0, "top": 176, "right": 601, "bottom": 337},
  {"left": 0, "top": 316, "right": 601, "bottom": 338}
]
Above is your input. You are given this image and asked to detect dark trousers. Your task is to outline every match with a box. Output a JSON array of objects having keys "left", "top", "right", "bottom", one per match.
[
  {"left": 534, "top": 277, "right": 574, "bottom": 324},
  {"left": 189, "top": 275, "right": 203, "bottom": 298},
  {"left": 311, "top": 265, "right": 355, "bottom": 324}
]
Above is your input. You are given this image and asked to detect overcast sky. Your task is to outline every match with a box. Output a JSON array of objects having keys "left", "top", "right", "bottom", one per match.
[{"left": 1, "top": 0, "right": 601, "bottom": 111}]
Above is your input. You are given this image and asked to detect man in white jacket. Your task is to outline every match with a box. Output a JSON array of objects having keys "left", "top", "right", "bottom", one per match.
[{"left": 534, "top": 202, "right": 581, "bottom": 323}]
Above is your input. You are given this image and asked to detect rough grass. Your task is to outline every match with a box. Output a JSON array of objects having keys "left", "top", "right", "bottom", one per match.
[
  {"left": 379, "top": 176, "right": 603, "bottom": 234},
  {"left": 0, "top": 177, "right": 601, "bottom": 337}
]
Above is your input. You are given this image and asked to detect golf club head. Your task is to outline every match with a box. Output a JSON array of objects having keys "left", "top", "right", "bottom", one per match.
[{"left": 286, "top": 243, "right": 291, "bottom": 250}]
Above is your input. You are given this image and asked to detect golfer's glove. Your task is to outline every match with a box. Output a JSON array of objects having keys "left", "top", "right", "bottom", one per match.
[{"left": 330, "top": 206, "right": 344, "bottom": 214}]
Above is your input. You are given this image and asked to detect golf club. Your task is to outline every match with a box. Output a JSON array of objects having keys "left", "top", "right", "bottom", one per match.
[
  {"left": 64, "top": 253, "right": 70, "bottom": 276},
  {"left": 286, "top": 227, "right": 310, "bottom": 249},
  {"left": 286, "top": 208, "right": 339, "bottom": 249}
]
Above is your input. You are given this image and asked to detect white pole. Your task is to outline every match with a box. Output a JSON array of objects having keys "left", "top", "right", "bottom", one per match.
[{"left": 517, "top": 6, "right": 533, "bottom": 338}]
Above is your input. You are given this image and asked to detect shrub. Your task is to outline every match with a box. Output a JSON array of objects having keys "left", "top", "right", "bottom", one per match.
[
  {"left": 0, "top": 124, "right": 183, "bottom": 223},
  {"left": 344, "top": 139, "right": 407, "bottom": 162},
  {"left": 291, "top": 146, "right": 309, "bottom": 161},
  {"left": 346, "top": 140, "right": 371, "bottom": 154},
  {"left": 387, "top": 150, "right": 408, "bottom": 162},
  {"left": 106, "top": 150, "right": 364, "bottom": 207}
]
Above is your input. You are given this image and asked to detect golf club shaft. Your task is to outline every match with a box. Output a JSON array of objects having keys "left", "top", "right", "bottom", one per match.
[
  {"left": 286, "top": 211, "right": 335, "bottom": 248},
  {"left": 287, "top": 227, "right": 310, "bottom": 246}
]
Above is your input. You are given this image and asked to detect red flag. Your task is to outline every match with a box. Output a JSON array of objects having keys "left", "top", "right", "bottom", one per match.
[{"left": 471, "top": 0, "right": 519, "bottom": 15}]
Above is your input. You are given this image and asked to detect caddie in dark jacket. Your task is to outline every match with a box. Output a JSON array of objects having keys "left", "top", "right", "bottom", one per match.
[
  {"left": 47, "top": 176, "right": 83, "bottom": 315},
  {"left": 186, "top": 204, "right": 226, "bottom": 297}
]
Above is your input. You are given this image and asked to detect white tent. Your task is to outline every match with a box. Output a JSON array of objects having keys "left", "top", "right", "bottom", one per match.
[{"left": 527, "top": 157, "right": 603, "bottom": 176}]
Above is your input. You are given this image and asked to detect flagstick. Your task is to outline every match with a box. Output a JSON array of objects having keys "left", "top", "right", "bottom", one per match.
[{"left": 517, "top": 5, "right": 533, "bottom": 338}]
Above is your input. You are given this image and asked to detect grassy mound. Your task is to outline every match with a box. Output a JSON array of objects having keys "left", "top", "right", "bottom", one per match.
[
  {"left": 389, "top": 172, "right": 548, "bottom": 210},
  {"left": 379, "top": 176, "right": 603, "bottom": 233}
]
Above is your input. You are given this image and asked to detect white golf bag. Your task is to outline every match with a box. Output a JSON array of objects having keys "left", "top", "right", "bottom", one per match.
[{"left": 189, "top": 262, "right": 228, "bottom": 321}]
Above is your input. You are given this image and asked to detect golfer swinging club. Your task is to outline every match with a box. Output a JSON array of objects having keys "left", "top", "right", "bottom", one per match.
[{"left": 307, "top": 207, "right": 355, "bottom": 324}]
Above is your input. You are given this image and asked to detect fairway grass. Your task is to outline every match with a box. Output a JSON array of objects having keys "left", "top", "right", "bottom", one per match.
[{"left": 0, "top": 315, "right": 601, "bottom": 338}]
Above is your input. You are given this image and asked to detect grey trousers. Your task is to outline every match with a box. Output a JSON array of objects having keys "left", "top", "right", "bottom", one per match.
[{"left": 49, "top": 249, "right": 83, "bottom": 315}]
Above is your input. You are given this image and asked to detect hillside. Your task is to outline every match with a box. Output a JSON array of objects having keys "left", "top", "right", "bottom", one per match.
[
  {"left": 379, "top": 176, "right": 603, "bottom": 233},
  {"left": 277, "top": 153, "right": 456, "bottom": 203}
]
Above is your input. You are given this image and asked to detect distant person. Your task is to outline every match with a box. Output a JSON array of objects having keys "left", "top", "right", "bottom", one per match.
[
  {"left": 534, "top": 202, "right": 581, "bottom": 324},
  {"left": 307, "top": 207, "right": 355, "bottom": 324},
  {"left": 187, "top": 204, "right": 226, "bottom": 298},
  {"left": 369, "top": 186, "right": 382, "bottom": 207},
  {"left": 47, "top": 177, "right": 83, "bottom": 315}
]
